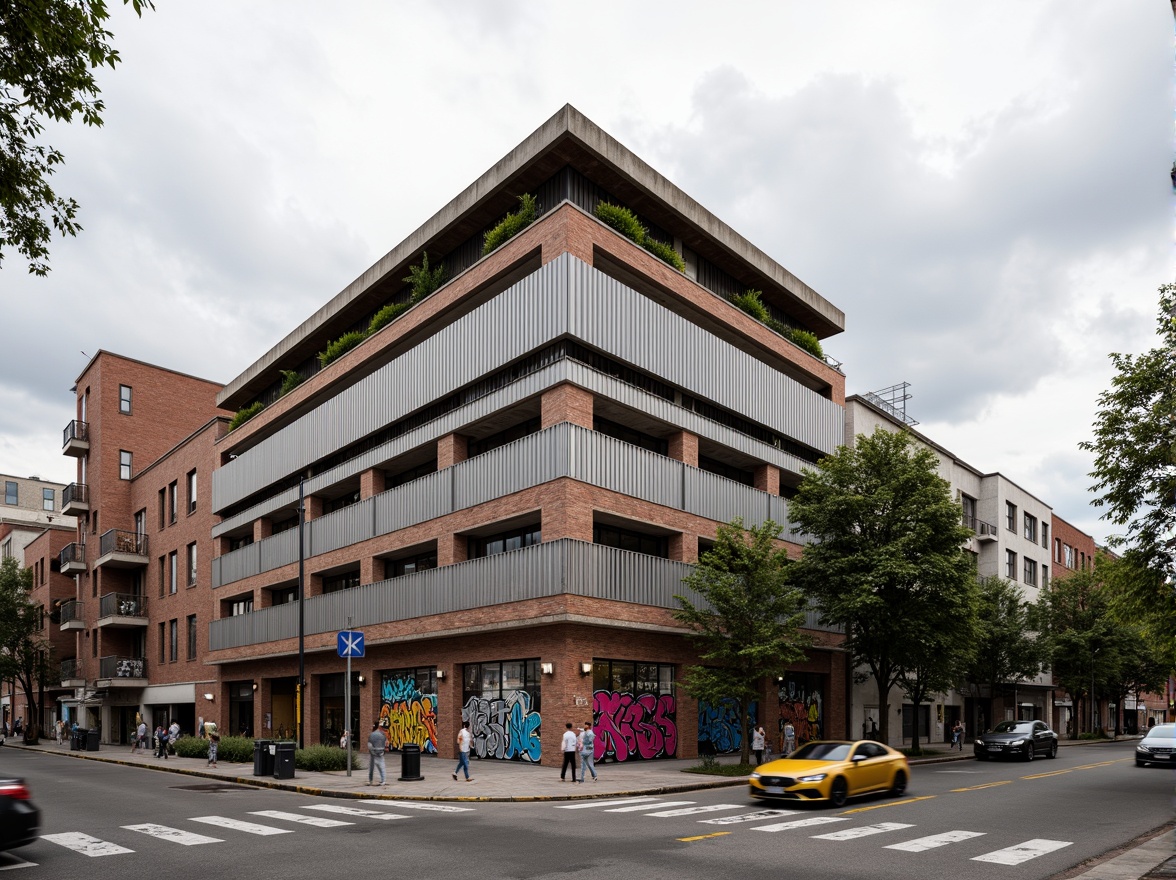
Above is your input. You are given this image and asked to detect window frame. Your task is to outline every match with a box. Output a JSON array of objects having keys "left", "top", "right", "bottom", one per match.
[
  {"left": 169, "top": 618, "right": 178, "bottom": 662},
  {"left": 187, "top": 469, "right": 197, "bottom": 514},
  {"left": 187, "top": 542, "right": 197, "bottom": 587},
  {"left": 1005, "top": 549, "right": 1017, "bottom": 579},
  {"left": 42, "top": 488, "right": 54, "bottom": 511},
  {"left": 187, "top": 614, "right": 197, "bottom": 660},
  {"left": 119, "top": 449, "right": 133, "bottom": 481},
  {"left": 119, "top": 384, "right": 132, "bottom": 414}
]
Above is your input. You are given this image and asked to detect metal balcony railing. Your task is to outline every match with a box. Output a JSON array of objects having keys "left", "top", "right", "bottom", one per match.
[
  {"left": 98, "top": 656, "right": 145, "bottom": 679},
  {"left": 60, "top": 658, "right": 81, "bottom": 681},
  {"left": 58, "top": 542, "right": 85, "bottom": 569},
  {"left": 62, "top": 419, "right": 89, "bottom": 446},
  {"left": 62, "top": 482, "right": 89, "bottom": 507},
  {"left": 99, "top": 529, "right": 148, "bottom": 557},
  {"left": 98, "top": 593, "right": 147, "bottom": 618},
  {"left": 975, "top": 520, "right": 999, "bottom": 540},
  {"left": 59, "top": 600, "right": 84, "bottom": 626}
]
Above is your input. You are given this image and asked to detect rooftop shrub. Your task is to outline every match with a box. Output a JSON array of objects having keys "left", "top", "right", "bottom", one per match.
[
  {"left": 732, "top": 289, "right": 770, "bottom": 323},
  {"left": 318, "top": 330, "right": 368, "bottom": 370},
  {"left": 594, "top": 201, "right": 685, "bottom": 272},
  {"left": 228, "top": 401, "right": 264, "bottom": 431},
  {"left": 278, "top": 369, "right": 304, "bottom": 398},
  {"left": 482, "top": 193, "right": 538, "bottom": 256},
  {"left": 641, "top": 236, "right": 686, "bottom": 273},
  {"left": 404, "top": 251, "right": 445, "bottom": 302},
  {"left": 368, "top": 301, "right": 411, "bottom": 335}
]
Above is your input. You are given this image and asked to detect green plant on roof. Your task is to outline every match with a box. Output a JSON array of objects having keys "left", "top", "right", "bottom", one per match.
[
  {"left": 641, "top": 236, "right": 686, "bottom": 272},
  {"left": 732, "top": 289, "right": 770, "bottom": 323},
  {"left": 404, "top": 251, "right": 446, "bottom": 302},
  {"left": 228, "top": 401, "right": 265, "bottom": 431},
  {"left": 765, "top": 315, "right": 825, "bottom": 360},
  {"left": 318, "top": 330, "right": 368, "bottom": 369},
  {"left": 593, "top": 201, "right": 685, "bottom": 272},
  {"left": 482, "top": 193, "right": 538, "bottom": 256},
  {"left": 368, "top": 301, "right": 411, "bottom": 335},
  {"left": 278, "top": 369, "right": 304, "bottom": 398}
]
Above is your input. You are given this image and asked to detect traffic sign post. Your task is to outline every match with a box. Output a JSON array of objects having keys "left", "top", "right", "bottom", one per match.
[{"left": 338, "top": 630, "right": 364, "bottom": 776}]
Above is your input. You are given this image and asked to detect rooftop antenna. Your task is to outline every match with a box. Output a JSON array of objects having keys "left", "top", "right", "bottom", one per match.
[{"left": 863, "top": 382, "right": 919, "bottom": 426}]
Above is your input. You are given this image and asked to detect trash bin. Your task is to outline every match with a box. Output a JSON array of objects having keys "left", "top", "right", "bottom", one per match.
[
  {"left": 272, "top": 741, "right": 295, "bottom": 780},
  {"left": 85, "top": 729, "right": 100, "bottom": 751},
  {"left": 70, "top": 729, "right": 82, "bottom": 751},
  {"left": 253, "top": 739, "right": 274, "bottom": 776},
  {"left": 398, "top": 742, "right": 422, "bottom": 782}
]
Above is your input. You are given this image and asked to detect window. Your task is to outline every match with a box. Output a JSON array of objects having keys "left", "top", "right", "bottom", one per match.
[
  {"left": 1006, "top": 549, "right": 1017, "bottom": 579},
  {"left": 42, "top": 488, "right": 54, "bottom": 511},
  {"left": 158, "top": 622, "right": 166, "bottom": 662},
  {"left": 229, "top": 598, "right": 253, "bottom": 616},
  {"left": 119, "top": 384, "right": 132, "bottom": 414},
  {"left": 4, "top": 481, "right": 16, "bottom": 505},
  {"left": 1063, "top": 544, "right": 1074, "bottom": 569},
  {"left": 134, "top": 509, "right": 146, "bottom": 537},
  {"left": 698, "top": 455, "right": 755, "bottom": 486},
  {"left": 469, "top": 417, "right": 541, "bottom": 457},
  {"left": 388, "top": 551, "right": 437, "bottom": 578},
  {"left": 324, "top": 490, "right": 361, "bottom": 514},
  {"left": 468, "top": 525, "right": 541, "bottom": 559},
  {"left": 158, "top": 556, "right": 166, "bottom": 597},
  {"left": 593, "top": 416, "right": 668, "bottom": 456},
  {"left": 119, "top": 450, "right": 132, "bottom": 480},
  {"left": 187, "top": 470, "right": 197, "bottom": 514},
  {"left": 593, "top": 523, "right": 669, "bottom": 558},
  {"left": 229, "top": 534, "right": 253, "bottom": 551},
  {"left": 1041, "top": 523, "right": 1049, "bottom": 549},
  {"left": 187, "top": 542, "right": 197, "bottom": 586},
  {"left": 1054, "top": 538, "right": 1061, "bottom": 563},
  {"left": 960, "top": 494, "right": 977, "bottom": 531},
  {"left": 1042, "top": 565, "right": 1048, "bottom": 587},
  {"left": 1080, "top": 552, "right": 1087, "bottom": 570},
  {"left": 322, "top": 572, "right": 360, "bottom": 594},
  {"left": 271, "top": 586, "right": 298, "bottom": 605},
  {"left": 158, "top": 488, "right": 166, "bottom": 529},
  {"left": 1023, "top": 513, "right": 1036, "bottom": 543},
  {"left": 187, "top": 614, "right": 197, "bottom": 660},
  {"left": 168, "top": 481, "right": 177, "bottom": 524},
  {"left": 169, "top": 619, "right": 178, "bottom": 662},
  {"left": 461, "top": 660, "right": 543, "bottom": 713},
  {"left": 589, "top": 658, "right": 675, "bottom": 695},
  {"left": 168, "top": 551, "right": 177, "bottom": 594},
  {"left": 1023, "top": 558, "right": 1037, "bottom": 586},
  {"left": 1006, "top": 502, "right": 1017, "bottom": 531}
]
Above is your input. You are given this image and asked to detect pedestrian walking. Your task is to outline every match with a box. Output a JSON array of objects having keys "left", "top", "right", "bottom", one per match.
[
  {"left": 579, "top": 721, "right": 598, "bottom": 783},
  {"left": 205, "top": 721, "right": 219, "bottom": 767},
  {"left": 168, "top": 720, "right": 180, "bottom": 755},
  {"left": 452, "top": 721, "right": 473, "bottom": 782},
  {"left": 131, "top": 719, "right": 147, "bottom": 754},
  {"left": 156, "top": 723, "right": 170, "bottom": 758},
  {"left": 951, "top": 719, "right": 965, "bottom": 751},
  {"left": 560, "top": 722, "right": 578, "bottom": 782},
  {"left": 783, "top": 720, "right": 796, "bottom": 756},
  {"left": 751, "top": 725, "right": 766, "bottom": 764},
  {"left": 367, "top": 723, "right": 387, "bottom": 786}
]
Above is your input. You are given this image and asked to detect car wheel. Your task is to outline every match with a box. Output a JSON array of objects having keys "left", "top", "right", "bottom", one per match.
[
  {"left": 1048, "top": 741, "right": 1058, "bottom": 759},
  {"left": 1024, "top": 744, "right": 1034, "bottom": 762},
  {"left": 890, "top": 769, "right": 907, "bottom": 797},
  {"left": 830, "top": 777, "right": 849, "bottom": 808}
]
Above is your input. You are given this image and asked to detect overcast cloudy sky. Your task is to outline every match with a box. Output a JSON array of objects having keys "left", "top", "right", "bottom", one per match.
[{"left": 2, "top": 2, "right": 1169, "bottom": 544}]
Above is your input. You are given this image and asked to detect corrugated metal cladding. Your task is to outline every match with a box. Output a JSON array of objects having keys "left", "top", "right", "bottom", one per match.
[
  {"left": 211, "top": 422, "right": 795, "bottom": 589},
  {"left": 213, "top": 254, "right": 840, "bottom": 512},
  {"left": 209, "top": 539, "right": 706, "bottom": 651}
]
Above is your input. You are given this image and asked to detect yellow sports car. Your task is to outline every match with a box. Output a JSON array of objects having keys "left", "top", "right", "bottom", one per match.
[{"left": 749, "top": 740, "right": 910, "bottom": 807}]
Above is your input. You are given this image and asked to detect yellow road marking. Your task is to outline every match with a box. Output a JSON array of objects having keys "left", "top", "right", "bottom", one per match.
[
  {"left": 840, "top": 796, "right": 936, "bottom": 814},
  {"left": 678, "top": 832, "right": 732, "bottom": 842},
  {"left": 1022, "top": 769, "right": 1071, "bottom": 779},
  {"left": 951, "top": 780, "right": 1013, "bottom": 792},
  {"left": 1073, "top": 761, "right": 1118, "bottom": 770}
]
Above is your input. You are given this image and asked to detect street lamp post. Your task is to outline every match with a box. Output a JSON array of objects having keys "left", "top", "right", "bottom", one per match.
[
  {"left": 297, "top": 477, "right": 306, "bottom": 750},
  {"left": 1090, "top": 646, "right": 1099, "bottom": 735}
]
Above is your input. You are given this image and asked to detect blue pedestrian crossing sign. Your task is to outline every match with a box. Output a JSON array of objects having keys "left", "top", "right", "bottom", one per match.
[{"left": 337, "top": 630, "right": 365, "bottom": 658}]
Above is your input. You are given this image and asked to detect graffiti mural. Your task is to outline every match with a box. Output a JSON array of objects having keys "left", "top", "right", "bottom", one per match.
[
  {"left": 777, "top": 674, "right": 824, "bottom": 751},
  {"left": 697, "top": 699, "right": 757, "bottom": 754},
  {"left": 462, "top": 690, "right": 542, "bottom": 762},
  {"left": 379, "top": 674, "right": 438, "bottom": 753},
  {"left": 594, "top": 691, "right": 677, "bottom": 761}
]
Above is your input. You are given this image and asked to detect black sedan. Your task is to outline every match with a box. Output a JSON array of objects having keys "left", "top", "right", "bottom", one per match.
[
  {"left": 974, "top": 720, "right": 1058, "bottom": 761},
  {"left": 1136, "top": 723, "right": 1176, "bottom": 767},
  {"left": 0, "top": 777, "right": 40, "bottom": 851}
]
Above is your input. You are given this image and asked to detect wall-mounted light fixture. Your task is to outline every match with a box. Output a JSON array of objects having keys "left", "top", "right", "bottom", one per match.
[
  {"left": 540, "top": 662, "right": 554, "bottom": 675},
  {"left": 357, "top": 673, "right": 366, "bottom": 686},
  {"left": 435, "top": 669, "right": 445, "bottom": 680},
  {"left": 580, "top": 662, "right": 592, "bottom": 675},
  {"left": 203, "top": 692, "right": 215, "bottom": 701},
  {"left": 251, "top": 681, "right": 258, "bottom": 692}
]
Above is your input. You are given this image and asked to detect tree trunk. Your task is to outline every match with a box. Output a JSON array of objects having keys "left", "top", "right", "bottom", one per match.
[{"left": 875, "top": 676, "right": 891, "bottom": 744}]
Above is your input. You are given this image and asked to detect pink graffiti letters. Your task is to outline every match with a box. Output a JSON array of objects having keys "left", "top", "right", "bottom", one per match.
[{"left": 592, "top": 691, "right": 677, "bottom": 761}]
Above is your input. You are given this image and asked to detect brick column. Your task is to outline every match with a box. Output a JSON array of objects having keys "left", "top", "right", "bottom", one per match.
[
  {"left": 541, "top": 384, "right": 594, "bottom": 430},
  {"left": 668, "top": 430, "right": 698, "bottom": 467},
  {"left": 754, "top": 464, "right": 780, "bottom": 495},
  {"left": 304, "top": 495, "right": 324, "bottom": 521},
  {"left": 438, "top": 433, "right": 468, "bottom": 469},
  {"left": 360, "top": 468, "right": 386, "bottom": 499},
  {"left": 359, "top": 555, "right": 378, "bottom": 585},
  {"left": 670, "top": 532, "right": 698, "bottom": 563},
  {"left": 254, "top": 517, "right": 273, "bottom": 542},
  {"left": 437, "top": 534, "right": 467, "bottom": 566}
]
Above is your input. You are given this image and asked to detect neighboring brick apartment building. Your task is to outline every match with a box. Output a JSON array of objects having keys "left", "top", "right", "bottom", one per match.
[{"left": 204, "top": 105, "right": 850, "bottom": 763}]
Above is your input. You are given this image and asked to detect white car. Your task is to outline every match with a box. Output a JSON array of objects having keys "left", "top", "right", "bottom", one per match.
[{"left": 1136, "top": 723, "right": 1176, "bottom": 767}]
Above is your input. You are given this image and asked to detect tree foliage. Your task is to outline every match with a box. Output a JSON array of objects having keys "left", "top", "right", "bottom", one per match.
[
  {"left": 674, "top": 518, "right": 810, "bottom": 765},
  {"left": 964, "top": 577, "right": 1046, "bottom": 721},
  {"left": 1, "top": 0, "right": 152, "bottom": 274},
  {"left": 787, "top": 427, "right": 978, "bottom": 744},
  {"left": 0, "top": 556, "right": 52, "bottom": 741}
]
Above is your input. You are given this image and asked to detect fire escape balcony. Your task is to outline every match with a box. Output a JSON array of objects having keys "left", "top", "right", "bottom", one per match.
[
  {"left": 62, "top": 420, "right": 90, "bottom": 457},
  {"left": 96, "top": 592, "right": 148, "bottom": 629},
  {"left": 60, "top": 658, "right": 84, "bottom": 687},
  {"left": 59, "top": 542, "right": 86, "bottom": 575},
  {"left": 59, "top": 599, "right": 84, "bottom": 631},
  {"left": 61, "top": 482, "right": 89, "bottom": 516},
  {"left": 94, "top": 529, "right": 149, "bottom": 569},
  {"left": 97, "top": 656, "right": 147, "bottom": 687}
]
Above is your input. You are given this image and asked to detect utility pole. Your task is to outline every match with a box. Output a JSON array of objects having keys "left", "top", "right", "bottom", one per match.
[{"left": 297, "top": 477, "right": 306, "bottom": 750}]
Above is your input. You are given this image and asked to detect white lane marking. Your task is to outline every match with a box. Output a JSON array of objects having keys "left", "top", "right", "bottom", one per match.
[
  {"left": 605, "top": 800, "right": 695, "bottom": 813},
  {"left": 645, "top": 804, "right": 744, "bottom": 818},
  {"left": 813, "top": 822, "right": 915, "bottom": 841},
  {"left": 249, "top": 810, "right": 353, "bottom": 827},
  {"left": 754, "top": 817, "right": 849, "bottom": 833},
  {"left": 0, "top": 852, "right": 37, "bottom": 871},
  {"left": 302, "top": 805, "right": 409, "bottom": 820},
  {"left": 40, "top": 833, "right": 134, "bottom": 857},
  {"left": 122, "top": 824, "right": 223, "bottom": 845},
  {"left": 557, "top": 797, "right": 661, "bottom": 810},
  {"left": 700, "top": 809, "right": 797, "bottom": 825},
  {"left": 886, "top": 830, "right": 987, "bottom": 852},
  {"left": 972, "top": 839, "right": 1073, "bottom": 865},
  {"left": 188, "top": 816, "right": 292, "bottom": 836},
  {"left": 359, "top": 800, "right": 474, "bottom": 812}
]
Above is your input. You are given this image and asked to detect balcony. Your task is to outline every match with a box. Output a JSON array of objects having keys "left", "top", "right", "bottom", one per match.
[
  {"left": 96, "top": 593, "right": 148, "bottom": 629},
  {"left": 62, "top": 420, "right": 90, "bottom": 457},
  {"left": 94, "top": 529, "right": 149, "bottom": 569},
  {"left": 59, "top": 599, "right": 84, "bottom": 631},
  {"left": 62, "top": 482, "right": 89, "bottom": 516},
  {"left": 975, "top": 519, "right": 999, "bottom": 542},
  {"left": 97, "top": 655, "right": 146, "bottom": 687},
  {"left": 60, "top": 658, "right": 84, "bottom": 687},
  {"left": 58, "top": 542, "right": 86, "bottom": 575}
]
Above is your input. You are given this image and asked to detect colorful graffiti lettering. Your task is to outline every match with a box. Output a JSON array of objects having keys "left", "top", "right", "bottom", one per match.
[
  {"left": 462, "top": 690, "right": 542, "bottom": 762},
  {"left": 593, "top": 691, "right": 677, "bottom": 762},
  {"left": 777, "top": 675, "right": 823, "bottom": 751},
  {"left": 697, "top": 699, "right": 756, "bottom": 754},
  {"left": 379, "top": 675, "right": 438, "bottom": 753}
]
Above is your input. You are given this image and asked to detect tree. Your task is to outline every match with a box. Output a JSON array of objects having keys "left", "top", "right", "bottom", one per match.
[
  {"left": 964, "top": 577, "right": 1046, "bottom": 730},
  {"left": 0, "top": 556, "right": 52, "bottom": 742},
  {"left": 674, "top": 518, "right": 811, "bottom": 765},
  {"left": 1, "top": 0, "right": 153, "bottom": 275},
  {"left": 787, "top": 427, "right": 977, "bottom": 745}
]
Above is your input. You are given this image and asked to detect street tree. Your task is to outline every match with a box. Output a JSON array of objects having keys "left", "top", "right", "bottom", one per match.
[
  {"left": 674, "top": 518, "right": 811, "bottom": 765},
  {"left": 964, "top": 577, "right": 1046, "bottom": 732},
  {"left": 1080, "top": 283, "right": 1176, "bottom": 658},
  {"left": 1, "top": 0, "right": 153, "bottom": 275},
  {"left": 0, "top": 556, "right": 53, "bottom": 742},
  {"left": 787, "top": 427, "right": 977, "bottom": 745}
]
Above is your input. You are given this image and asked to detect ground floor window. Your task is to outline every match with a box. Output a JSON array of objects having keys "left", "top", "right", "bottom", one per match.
[
  {"left": 591, "top": 659, "right": 677, "bottom": 762},
  {"left": 461, "top": 659, "right": 542, "bottom": 761},
  {"left": 318, "top": 673, "right": 359, "bottom": 747},
  {"left": 777, "top": 673, "right": 825, "bottom": 750},
  {"left": 902, "top": 703, "right": 931, "bottom": 740},
  {"left": 228, "top": 681, "right": 254, "bottom": 737},
  {"left": 379, "top": 667, "right": 438, "bottom": 753}
]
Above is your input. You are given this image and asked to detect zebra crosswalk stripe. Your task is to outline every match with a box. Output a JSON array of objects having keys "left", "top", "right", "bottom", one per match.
[
  {"left": 40, "top": 832, "right": 134, "bottom": 857},
  {"left": 886, "top": 830, "right": 986, "bottom": 852},
  {"left": 249, "top": 810, "right": 353, "bottom": 827},
  {"left": 359, "top": 800, "right": 474, "bottom": 812},
  {"left": 189, "top": 816, "right": 292, "bottom": 836},
  {"left": 971, "top": 839, "right": 1072, "bottom": 865},
  {"left": 812, "top": 822, "right": 915, "bottom": 841},
  {"left": 302, "top": 804, "right": 409, "bottom": 820},
  {"left": 645, "top": 804, "right": 744, "bottom": 818},
  {"left": 700, "top": 809, "right": 797, "bottom": 825},
  {"left": 121, "top": 824, "right": 223, "bottom": 845},
  {"left": 754, "top": 817, "right": 849, "bottom": 833},
  {"left": 604, "top": 801, "right": 695, "bottom": 813},
  {"left": 557, "top": 797, "right": 661, "bottom": 810}
]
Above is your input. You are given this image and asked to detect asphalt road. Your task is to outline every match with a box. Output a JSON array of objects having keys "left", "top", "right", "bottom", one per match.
[{"left": 1, "top": 740, "right": 1171, "bottom": 880}]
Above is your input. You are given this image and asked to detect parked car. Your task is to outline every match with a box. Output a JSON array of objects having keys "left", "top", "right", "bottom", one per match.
[
  {"left": 973, "top": 720, "right": 1058, "bottom": 761},
  {"left": 1135, "top": 723, "right": 1176, "bottom": 767},
  {"left": 0, "top": 778, "right": 40, "bottom": 851},
  {"left": 749, "top": 740, "right": 910, "bottom": 808}
]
